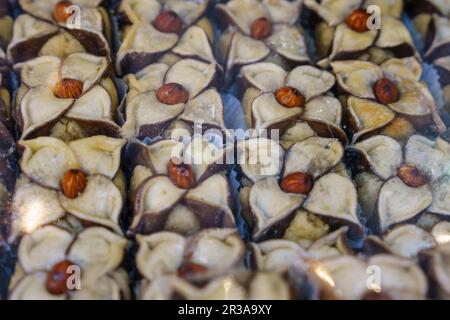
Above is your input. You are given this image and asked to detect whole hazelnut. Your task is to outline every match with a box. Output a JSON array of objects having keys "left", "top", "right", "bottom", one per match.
[
  {"left": 374, "top": 78, "right": 399, "bottom": 104},
  {"left": 397, "top": 165, "right": 428, "bottom": 188},
  {"left": 61, "top": 169, "right": 87, "bottom": 199},
  {"left": 167, "top": 159, "right": 196, "bottom": 189},
  {"left": 346, "top": 9, "right": 370, "bottom": 33},
  {"left": 153, "top": 10, "right": 183, "bottom": 34},
  {"left": 46, "top": 260, "right": 75, "bottom": 295},
  {"left": 53, "top": 1, "right": 73, "bottom": 24},
  {"left": 275, "top": 86, "right": 305, "bottom": 109},
  {"left": 251, "top": 17, "right": 272, "bottom": 40},
  {"left": 54, "top": 78, "right": 83, "bottom": 99},
  {"left": 156, "top": 83, "right": 189, "bottom": 105},
  {"left": 280, "top": 172, "right": 313, "bottom": 195}
]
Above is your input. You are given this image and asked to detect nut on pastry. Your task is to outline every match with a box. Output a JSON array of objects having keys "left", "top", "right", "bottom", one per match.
[
  {"left": 116, "top": 0, "right": 212, "bottom": 75},
  {"left": 8, "top": 226, "right": 130, "bottom": 300},
  {"left": 240, "top": 62, "right": 342, "bottom": 138},
  {"left": 9, "top": 136, "right": 126, "bottom": 241},
  {"left": 350, "top": 135, "right": 450, "bottom": 233},
  {"left": 216, "top": 0, "right": 309, "bottom": 81},
  {"left": 122, "top": 60, "right": 222, "bottom": 140},
  {"left": 305, "top": 0, "right": 415, "bottom": 66},
  {"left": 8, "top": 0, "right": 111, "bottom": 62},
  {"left": 15, "top": 53, "right": 120, "bottom": 140},
  {"left": 237, "top": 136, "right": 362, "bottom": 241},
  {"left": 331, "top": 57, "right": 446, "bottom": 140},
  {"left": 127, "top": 137, "right": 234, "bottom": 236}
]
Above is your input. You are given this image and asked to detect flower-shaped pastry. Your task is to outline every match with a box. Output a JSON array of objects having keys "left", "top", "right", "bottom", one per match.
[
  {"left": 250, "top": 226, "right": 353, "bottom": 273},
  {"left": 421, "top": 226, "right": 450, "bottom": 299},
  {"left": 116, "top": 0, "right": 214, "bottom": 75},
  {"left": 140, "top": 271, "right": 300, "bottom": 300},
  {"left": 7, "top": 0, "right": 112, "bottom": 63},
  {"left": 332, "top": 57, "right": 446, "bottom": 142},
  {"left": 127, "top": 137, "right": 234, "bottom": 236},
  {"left": 8, "top": 225, "right": 130, "bottom": 300},
  {"left": 313, "top": 254, "right": 427, "bottom": 300},
  {"left": 237, "top": 136, "right": 363, "bottom": 241},
  {"left": 305, "top": 0, "right": 416, "bottom": 66},
  {"left": 407, "top": 0, "right": 450, "bottom": 61},
  {"left": 7, "top": 14, "right": 102, "bottom": 64},
  {"left": 420, "top": 14, "right": 450, "bottom": 62},
  {"left": 240, "top": 62, "right": 337, "bottom": 135},
  {"left": 15, "top": 53, "right": 121, "bottom": 140},
  {"left": 136, "top": 229, "right": 245, "bottom": 288},
  {"left": 216, "top": 0, "right": 310, "bottom": 80},
  {"left": 351, "top": 134, "right": 450, "bottom": 234},
  {"left": 364, "top": 224, "right": 437, "bottom": 259},
  {"left": 10, "top": 136, "right": 126, "bottom": 241},
  {"left": 122, "top": 59, "right": 222, "bottom": 140}
]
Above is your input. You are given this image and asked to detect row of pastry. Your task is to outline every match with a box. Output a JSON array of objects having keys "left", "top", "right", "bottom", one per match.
[
  {"left": 5, "top": 0, "right": 447, "bottom": 143},
  {"left": 1, "top": 0, "right": 299, "bottom": 300},
  {"left": 2, "top": 0, "right": 450, "bottom": 300},
  {"left": 228, "top": 0, "right": 450, "bottom": 300}
]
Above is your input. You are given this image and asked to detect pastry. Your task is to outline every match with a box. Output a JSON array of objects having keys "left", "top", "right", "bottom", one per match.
[
  {"left": 421, "top": 229, "right": 450, "bottom": 299},
  {"left": 139, "top": 270, "right": 305, "bottom": 300},
  {"left": 237, "top": 136, "right": 362, "bottom": 242},
  {"left": 305, "top": 0, "right": 417, "bottom": 66},
  {"left": 250, "top": 227, "right": 353, "bottom": 273},
  {"left": 8, "top": 0, "right": 112, "bottom": 64},
  {"left": 239, "top": 62, "right": 347, "bottom": 143},
  {"left": 331, "top": 57, "right": 446, "bottom": 141},
  {"left": 136, "top": 229, "right": 245, "bottom": 290},
  {"left": 9, "top": 136, "right": 126, "bottom": 242},
  {"left": 8, "top": 225, "right": 130, "bottom": 300},
  {"left": 250, "top": 239, "right": 427, "bottom": 299},
  {"left": 14, "top": 53, "right": 120, "bottom": 140},
  {"left": 314, "top": 254, "right": 427, "bottom": 300},
  {"left": 116, "top": 0, "right": 214, "bottom": 75},
  {"left": 350, "top": 134, "right": 450, "bottom": 233},
  {"left": 127, "top": 137, "right": 234, "bottom": 236},
  {"left": 216, "top": 0, "right": 310, "bottom": 82},
  {"left": 364, "top": 224, "right": 437, "bottom": 258},
  {"left": 407, "top": 0, "right": 450, "bottom": 61},
  {"left": 122, "top": 60, "right": 222, "bottom": 140}
]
